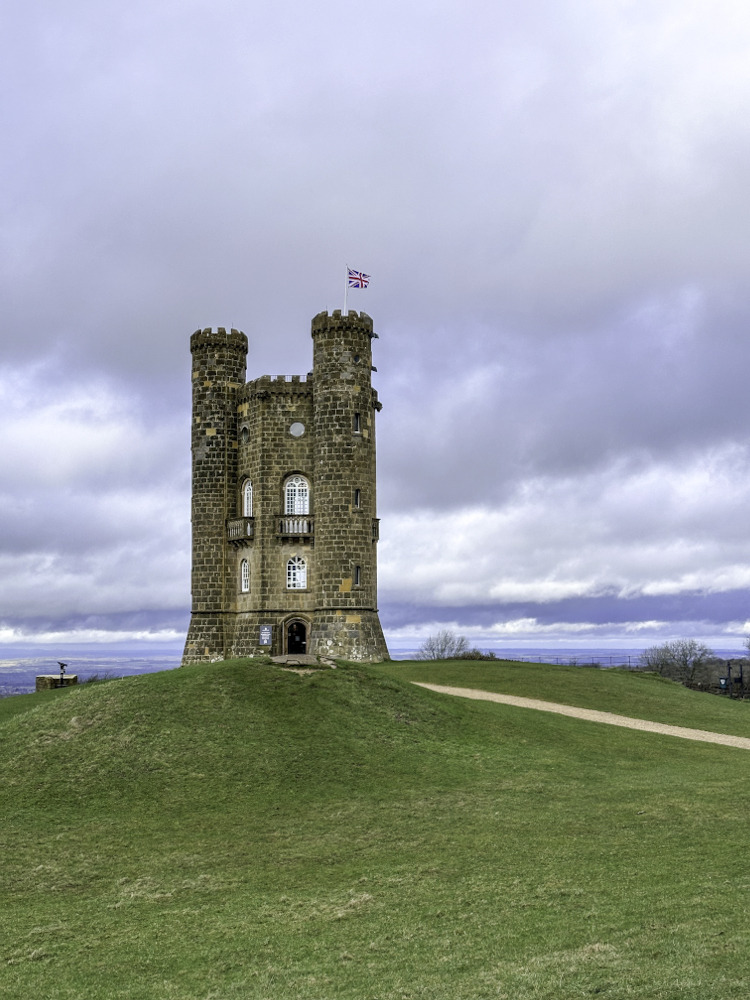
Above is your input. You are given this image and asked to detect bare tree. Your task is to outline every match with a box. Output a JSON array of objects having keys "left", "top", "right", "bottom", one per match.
[
  {"left": 417, "top": 630, "right": 470, "bottom": 660},
  {"left": 638, "top": 644, "right": 672, "bottom": 674},
  {"left": 639, "top": 639, "right": 714, "bottom": 684}
]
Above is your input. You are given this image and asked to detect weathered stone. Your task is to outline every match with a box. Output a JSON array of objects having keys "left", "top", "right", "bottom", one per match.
[
  {"left": 182, "top": 312, "right": 389, "bottom": 663},
  {"left": 36, "top": 675, "right": 78, "bottom": 691}
]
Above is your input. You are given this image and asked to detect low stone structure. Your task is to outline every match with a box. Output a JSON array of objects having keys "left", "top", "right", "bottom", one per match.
[{"left": 36, "top": 675, "right": 78, "bottom": 692}]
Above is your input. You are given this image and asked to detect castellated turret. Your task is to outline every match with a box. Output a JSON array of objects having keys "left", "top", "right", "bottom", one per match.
[{"left": 182, "top": 311, "right": 389, "bottom": 663}]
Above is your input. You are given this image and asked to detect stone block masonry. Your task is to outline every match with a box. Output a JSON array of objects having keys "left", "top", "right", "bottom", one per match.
[
  {"left": 36, "top": 675, "right": 78, "bottom": 691},
  {"left": 183, "top": 327, "right": 247, "bottom": 663},
  {"left": 182, "top": 311, "right": 389, "bottom": 664}
]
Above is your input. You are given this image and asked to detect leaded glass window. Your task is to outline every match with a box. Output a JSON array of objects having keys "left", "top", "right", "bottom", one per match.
[
  {"left": 287, "top": 556, "right": 307, "bottom": 589},
  {"left": 285, "top": 475, "right": 309, "bottom": 515}
]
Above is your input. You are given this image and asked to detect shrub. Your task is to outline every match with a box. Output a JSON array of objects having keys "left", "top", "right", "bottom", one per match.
[
  {"left": 447, "top": 649, "right": 498, "bottom": 660},
  {"left": 416, "top": 630, "right": 470, "bottom": 660},
  {"left": 83, "top": 670, "right": 117, "bottom": 684}
]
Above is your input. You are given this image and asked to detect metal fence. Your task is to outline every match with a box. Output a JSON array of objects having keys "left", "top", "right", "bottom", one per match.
[{"left": 501, "top": 654, "right": 639, "bottom": 668}]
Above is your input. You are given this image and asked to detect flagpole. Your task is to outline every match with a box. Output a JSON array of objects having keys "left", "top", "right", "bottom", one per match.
[{"left": 343, "top": 264, "right": 348, "bottom": 315}]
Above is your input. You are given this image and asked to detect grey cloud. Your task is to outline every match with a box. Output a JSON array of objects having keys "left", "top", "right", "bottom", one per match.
[
  {"left": 3, "top": 1, "right": 750, "bottom": 645},
  {"left": 0, "top": 369, "right": 188, "bottom": 620},
  {"left": 378, "top": 447, "right": 750, "bottom": 607},
  {"left": 377, "top": 291, "right": 750, "bottom": 511},
  {"left": 4, "top": 2, "right": 750, "bottom": 371}
]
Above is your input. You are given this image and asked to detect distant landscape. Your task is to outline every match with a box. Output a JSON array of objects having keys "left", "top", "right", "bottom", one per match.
[{"left": 3, "top": 644, "right": 748, "bottom": 697}]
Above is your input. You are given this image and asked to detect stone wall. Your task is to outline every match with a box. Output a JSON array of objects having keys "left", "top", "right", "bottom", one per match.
[
  {"left": 308, "top": 310, "right": 388, "bottom": 660},
  {"left": 36, "top": 675, "right": 78, "bottom": 691},
  {"left": 183, "top": 327, "right": 247, "bottom": 662}
]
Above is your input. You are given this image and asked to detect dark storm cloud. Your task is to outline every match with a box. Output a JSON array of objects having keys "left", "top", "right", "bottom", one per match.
[
  {"left": 2, "top": 0, "right": 750, "bottom": 644},
  {"left": 377, "top": 291, "right": 750, "bottom": 509},
  {"left": 381, "top": 590, "right": 750, "bottom": 631}
]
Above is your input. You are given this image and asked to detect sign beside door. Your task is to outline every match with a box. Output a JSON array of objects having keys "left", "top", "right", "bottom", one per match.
[{"left": 259, "top": 625, "right": 273, "bottom": 646}]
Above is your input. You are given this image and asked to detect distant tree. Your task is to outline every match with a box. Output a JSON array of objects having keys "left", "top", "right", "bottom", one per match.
[
  {"left": 639, "top": 639, "right": 714, "bottom": 685},
  {"left": 638, "top": 644, "right": 672, "bottom": 674},
  {"left": 417, "top": 630, "right": 470, "bottom": 660},
  {"left": 743, "top": 635, "right": 750, "bottom": 658}
]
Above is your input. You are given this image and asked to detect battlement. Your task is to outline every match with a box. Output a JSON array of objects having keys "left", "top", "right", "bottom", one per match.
[
  {"left": 311, "top": 310, "right": 378, "bottom": 338},
  {"left": 239, "top": 373, "right": 313, "bottom": 401},
  {"left": 190, "top": 327, "right": 248, "bottom": 353}
]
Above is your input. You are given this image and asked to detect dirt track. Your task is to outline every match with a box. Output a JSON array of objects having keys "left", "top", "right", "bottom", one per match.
[{"left": 413, "top": 683, "right": 750, "bottom": 750}]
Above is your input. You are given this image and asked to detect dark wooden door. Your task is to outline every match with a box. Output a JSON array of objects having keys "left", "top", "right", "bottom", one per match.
[{"left": 287, "top": 621, "right": 307, "bottom": 654}]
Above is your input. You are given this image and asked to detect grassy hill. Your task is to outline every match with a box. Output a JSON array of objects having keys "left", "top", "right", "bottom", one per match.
[
  {"left": 377, "top": 658, "right": 750, "bottom": 736},
  {"left": 1, "top": 658, "right": 749, "bottom": 999}
]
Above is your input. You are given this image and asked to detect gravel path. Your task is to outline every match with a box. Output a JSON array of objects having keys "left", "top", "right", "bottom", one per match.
[{"left": 413, "top": 683, "right": 750, "bottom": 750}]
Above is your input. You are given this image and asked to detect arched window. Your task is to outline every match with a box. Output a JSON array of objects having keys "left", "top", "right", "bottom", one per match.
[
  {"left": 284, "top": 475, "right": 309, "bottom": 515},
  {"left": 242, "top": 480, "right": 253, "bottom": 517},
  {"left": 240, "top": 559, "right": 250, "bottom": 593},
  {"left": 287, "top": 556, "right": 307, "bottom": 589}
]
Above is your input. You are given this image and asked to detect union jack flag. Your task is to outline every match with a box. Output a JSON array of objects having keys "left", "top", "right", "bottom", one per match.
[{"left": 347, "top": 267, "right": 370, "bottom": 288}]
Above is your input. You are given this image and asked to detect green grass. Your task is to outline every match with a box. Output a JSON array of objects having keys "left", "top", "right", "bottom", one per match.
[
  {"left": 0, "top": 685, "right": 77, "bottom": 726},
  {"left": 376, "top": 657, "right": 750, "bottom": 737},
  {"left": 1, "top": 658, "right": 749, "bottom": 999}
]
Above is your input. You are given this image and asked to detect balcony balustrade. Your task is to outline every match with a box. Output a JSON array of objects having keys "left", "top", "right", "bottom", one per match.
[
  {"left": 277, "top": 515, "right": 314, "bottom": 539},
  {"left": 226, "top": 516, "right": 254, "bottom": 545}
]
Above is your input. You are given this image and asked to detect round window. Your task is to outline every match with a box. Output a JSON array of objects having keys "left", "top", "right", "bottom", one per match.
[
  {"left": 240, "top": 426, "right": 249, "bottom": 445},
  {"left": 289, "top": 422, "right": 305, "bottom": 438}
]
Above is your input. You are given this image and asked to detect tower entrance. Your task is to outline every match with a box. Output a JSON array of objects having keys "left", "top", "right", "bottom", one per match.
[{"left": 287, "top": 621, "right": 307, "bottom": 654}]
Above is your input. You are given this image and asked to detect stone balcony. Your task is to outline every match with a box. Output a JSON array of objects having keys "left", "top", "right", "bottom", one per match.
[
  {"left": 227, "top": 516, "right": 254, "bottom": 546},
  {"left": 277, "top": 515, "right": 314, "bottom": 541}
]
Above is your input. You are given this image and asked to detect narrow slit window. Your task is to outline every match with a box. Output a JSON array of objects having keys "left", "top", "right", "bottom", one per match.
[
  {"left": 240, "top": 559, "right": 250, "bottom": 593},
  {"left": 353, "top": 488, "right": 361, "bottom": 508},
  {"left": 287, "top": 556, "right": 307, "bottom": 590},
  {"left": 353, "top": 412, "right": 361, "bottom": 433},
  {"left": 242, "top": 480, "right": 253, "bottom": 517},
  {"left": 354, "top": 565, "right": 361, "bottom": 586}
]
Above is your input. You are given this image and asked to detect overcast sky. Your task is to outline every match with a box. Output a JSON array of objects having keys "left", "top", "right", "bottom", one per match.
[{"left": 3, "top": 0, "right": 750, "bottom": 654}]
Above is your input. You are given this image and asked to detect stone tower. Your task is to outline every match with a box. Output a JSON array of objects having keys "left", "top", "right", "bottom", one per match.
[{"left": 182, "top": 310, "right": 389, "bottom": 663}]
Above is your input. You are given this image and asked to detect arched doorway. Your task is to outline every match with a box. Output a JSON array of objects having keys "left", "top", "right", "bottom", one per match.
[{"left": 287, "top": 620, "right": 307, "bottom": 654}]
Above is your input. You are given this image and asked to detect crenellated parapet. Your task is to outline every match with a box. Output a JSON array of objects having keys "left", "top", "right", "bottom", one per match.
[
  {"left": 190, "top": 326, "right": 248, "bottom": 353},
  {"left": 311, "top": 309, "right": 377, "bottom": 338},
  {"left": 238, "top": 373, "right": 313, "bottom": 403}
]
